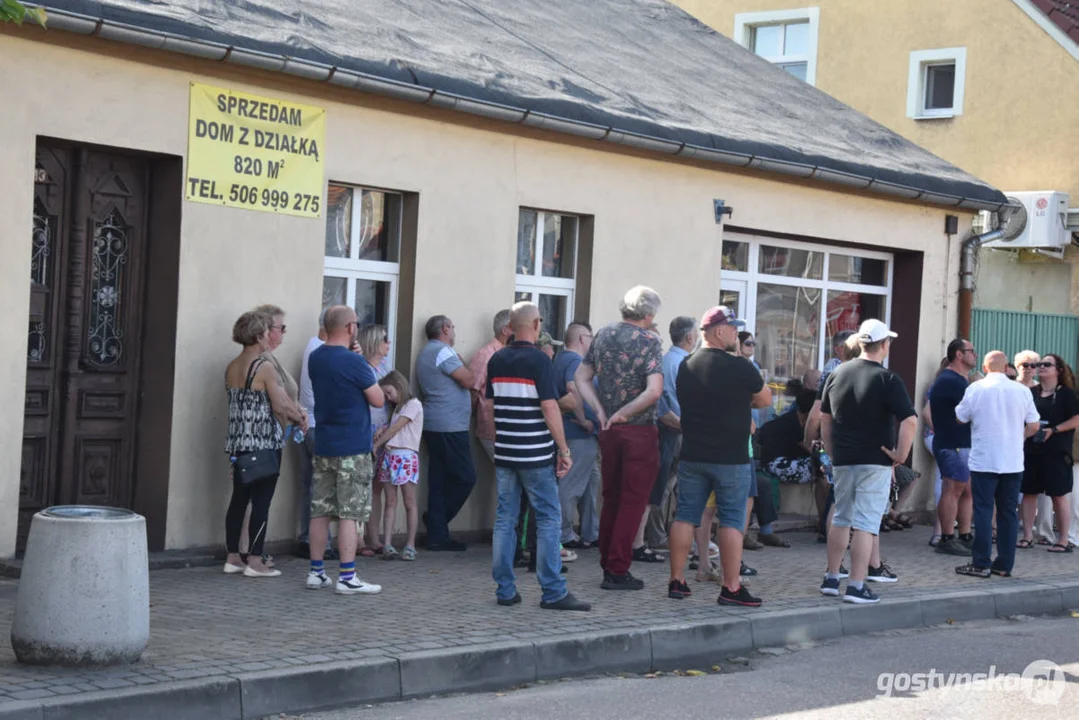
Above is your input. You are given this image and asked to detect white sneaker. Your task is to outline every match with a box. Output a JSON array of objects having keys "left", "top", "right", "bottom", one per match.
[
  {"left": 335, "top": 576, "right": 382, "bottom": 595},
  {"left": 306, "top": 571, "right": 332, "bottom": 589},
  {"left": 708, "top": 542, "right": 720, "bottom": 559}
]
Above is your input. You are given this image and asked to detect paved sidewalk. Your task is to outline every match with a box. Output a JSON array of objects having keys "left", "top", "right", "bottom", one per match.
[{"left": 1, "top": 526, "right": 1077, "bottom": 719}]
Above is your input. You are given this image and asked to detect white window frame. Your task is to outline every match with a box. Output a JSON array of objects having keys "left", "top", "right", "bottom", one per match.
[
  {"left": 515, "top": 209, "right": 578, "bottom": 339},
  {"left": 322, "top": 184, "right": 402, "bottom": 365},
  {"left": 733, "top": 7, "right": 820, "bottom": 86},
  {"left": 720, "top": 231, "right": 894, "bottom": 372},
  {"left": 906, "top": 47, "right": 967, "bottom": 120}
]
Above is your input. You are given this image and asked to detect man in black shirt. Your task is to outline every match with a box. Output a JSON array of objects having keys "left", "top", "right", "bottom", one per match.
[
  {"left": 666, "top": 306, "right": 771, "bottom": 606},
  {"left": 820, "top": 320, "right": 916, "bottom": 605}
]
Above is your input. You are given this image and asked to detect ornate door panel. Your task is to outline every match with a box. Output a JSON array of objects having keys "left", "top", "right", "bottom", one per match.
[{"left": 19, "top": 146, "right": 149, "bottom": 551}]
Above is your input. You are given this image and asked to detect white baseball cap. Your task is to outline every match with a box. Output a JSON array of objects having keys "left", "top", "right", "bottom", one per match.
[{"left": 857, "top": 319, "right": 897, "bottom": 343}]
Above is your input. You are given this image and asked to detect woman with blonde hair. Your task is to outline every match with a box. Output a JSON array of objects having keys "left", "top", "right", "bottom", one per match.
[
  {"left": 374, "top": 370, "right": 424, "bottom": 560},
  {"left": 356, "top": 323, "right": 393, "bottom": 556},
  {"left": 223, "top": 311, "right": 307, "bottom": 577}
]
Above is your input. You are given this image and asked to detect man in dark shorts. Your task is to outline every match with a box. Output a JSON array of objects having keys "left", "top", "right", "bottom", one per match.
[
  {"left": 666, "top": 306, "right": 771, "bottom": 606},
  {"left": 931, "top": 338, "right": 977, "bottom": 557}
]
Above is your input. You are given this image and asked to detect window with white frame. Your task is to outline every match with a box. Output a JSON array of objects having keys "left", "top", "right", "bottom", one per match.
[
  {"left": 734, "top": 8, "right": 820, "bottom": 85},
  {"left": 906, "top": 48, "right": 966, "bottom": 119},
  {"left": 322, "top": 183, "right": 402, "bottom": 363},
  {"left": 515, "top": 209, "right": 577, "bottom": 341},
  {"left": 720, "top": 233, "right": 892, "bottom": 412}
]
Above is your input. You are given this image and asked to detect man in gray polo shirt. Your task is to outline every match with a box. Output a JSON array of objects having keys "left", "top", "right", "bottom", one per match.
[{"left": 416, "top": 315, "right": 476, "bottom": 551}]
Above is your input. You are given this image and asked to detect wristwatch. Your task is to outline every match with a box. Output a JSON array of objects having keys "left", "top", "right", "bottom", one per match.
[{"left": 558, "top": 449, "right": 572, "bottom": 458}]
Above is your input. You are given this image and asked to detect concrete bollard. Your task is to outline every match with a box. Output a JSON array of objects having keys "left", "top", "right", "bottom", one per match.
[{"left": 10, "top": 506, "right": 149, "bottom": 666}]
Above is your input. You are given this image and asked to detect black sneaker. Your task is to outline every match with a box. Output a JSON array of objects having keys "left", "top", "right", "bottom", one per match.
[
  {"left": 990, "top": 566, "right": 1012, "bottom": 578},
  {"left": 601, "top": 572, "right": 644, "bottom": 590},
  {"left": 820, "top": 576, "right": 841, "bottom": 596},
  {"left": 955, "top": 563, "right": 991, "bottom": 578},
  {"left": 958, "top": 534, "right": 974, "bottom": 550},
  {"left": 497, "top": 593, "right": 522, "bottom": 606},
  {"left": 688, "top": 554, "right": 700, "bottom": 571},
  {"left": 842, "top": 584, "right": 880, "bottom": 604},
  {"left": 668, "top": 579, "right": 692, "bottom": 599},
  {"left": 426, "top": 538, "right": 467, "bottom": 552},
  {"left": 740, "top": 561, "right": 758, "bottom": 577},
  {"left": 632, "top": 546, "right": 666, "bottom": 563},
  {"left": 718, "top": 585, "right": 762, "bottom": 607},
  {"left": 540, "top": 592, "right": 591, "bottom": 611},
  {"left": 838, "top": 565, "right": 850, "bottom": 579},
  {"left": 867, "top": 564, "right": 898, "bottom": 583},
  {"left": 935, "top": 537, "right": 972, "bottom": 557}
]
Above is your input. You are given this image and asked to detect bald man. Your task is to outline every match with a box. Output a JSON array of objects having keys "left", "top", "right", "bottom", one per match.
[{"left": 954, "top": 351, "right": 1041, "bottom": 578}]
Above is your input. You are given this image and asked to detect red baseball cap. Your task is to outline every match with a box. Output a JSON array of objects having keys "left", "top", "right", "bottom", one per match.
[{"left": 700, "top": 305, "right": 746, "bottom": 330}]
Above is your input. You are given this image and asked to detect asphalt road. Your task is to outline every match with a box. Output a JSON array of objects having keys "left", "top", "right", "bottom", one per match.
[{"left": 296, "top": 614, "right": 1079, "bottom": 720}]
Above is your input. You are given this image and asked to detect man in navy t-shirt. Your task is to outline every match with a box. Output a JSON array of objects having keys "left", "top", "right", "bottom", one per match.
[
  {"left": 307, "top": 306, "right": 385, "bottom": 596},
  {"left": 487, "top": 302, "right": 589, "bottom": 611},
  {"left": 553, "top": 322, "right": 601, "bottom": 547},
  {"left": 930, "top": 338, "right": 976, "bottom": 557}
]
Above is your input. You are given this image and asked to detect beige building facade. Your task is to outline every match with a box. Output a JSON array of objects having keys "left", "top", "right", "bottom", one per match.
[
  {"left": 2, "top": 4, "right": 1004, "bottom": 556},
  {"left": 676, "top": 0, "right": 1079, "bottom": 315}
]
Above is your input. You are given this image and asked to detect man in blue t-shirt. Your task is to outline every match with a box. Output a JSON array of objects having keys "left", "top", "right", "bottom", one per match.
[
  {"left": 488, "top": 302, "right": 589, "bottom": 611},
  {"left": 553, "top": 322, "right": 601, "bottom": 547},
  {"left": 930, "top": 338, "right": 977, "bottom": 557},
  {"left": 307, "top": 306, "right": 385, "bottom": 596}
]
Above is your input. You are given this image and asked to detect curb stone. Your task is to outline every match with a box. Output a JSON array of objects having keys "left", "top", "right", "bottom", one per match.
[{"left": 2, "top": 581, "right": 1074, "bottom": 719}]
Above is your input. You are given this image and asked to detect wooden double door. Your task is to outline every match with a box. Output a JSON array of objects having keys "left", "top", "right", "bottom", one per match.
[{"left": 19, "top": 143, "right": 152, "bottom": 552}]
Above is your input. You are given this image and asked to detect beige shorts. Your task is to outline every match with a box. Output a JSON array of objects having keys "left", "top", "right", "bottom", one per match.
[{"left": 312, "top": 454, "right": 373, "bottom": 521}]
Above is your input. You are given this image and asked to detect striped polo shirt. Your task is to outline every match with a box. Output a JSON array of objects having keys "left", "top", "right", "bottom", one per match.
[{"left": 485, "top": 341, "right": 559, "bottom": 469}]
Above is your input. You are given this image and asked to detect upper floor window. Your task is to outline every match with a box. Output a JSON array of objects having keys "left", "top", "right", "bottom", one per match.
[
  {"left": 907, "top": 48, "right": 967, "bottom": 119},
  {"left": 734, "top": 8, "right": 820, "bottom": 85}
]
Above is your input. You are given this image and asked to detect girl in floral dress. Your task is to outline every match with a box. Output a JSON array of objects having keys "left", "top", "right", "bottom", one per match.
[{"left": 374, "top": 371, "right": 424, "bottom": 560}]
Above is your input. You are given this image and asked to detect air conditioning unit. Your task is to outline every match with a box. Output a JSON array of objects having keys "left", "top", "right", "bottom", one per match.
[{"left": 983, "top": 191, "right": 1070, "bottom": 253}]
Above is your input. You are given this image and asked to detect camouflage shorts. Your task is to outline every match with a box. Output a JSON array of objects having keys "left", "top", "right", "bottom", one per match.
[{"left": 312, "top": 454, "right": 373, "bottom": 521}]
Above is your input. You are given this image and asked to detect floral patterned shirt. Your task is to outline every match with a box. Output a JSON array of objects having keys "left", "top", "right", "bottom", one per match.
[{"left": 583, "top": 321, "right": 663, "bottom": 425}]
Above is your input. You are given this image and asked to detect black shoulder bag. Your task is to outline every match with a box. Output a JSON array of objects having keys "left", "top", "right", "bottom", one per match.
[{"left": 233, "top": 359, "right": 281, "bottom": 485}]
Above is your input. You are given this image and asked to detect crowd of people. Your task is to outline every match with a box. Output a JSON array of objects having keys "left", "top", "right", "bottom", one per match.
[{"left": 218, "top": 288, "right": 1077, "bottom": 608}]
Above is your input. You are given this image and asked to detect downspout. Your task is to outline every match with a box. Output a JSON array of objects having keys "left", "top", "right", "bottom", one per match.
[{"left": 958, "top": 228, "right": 1004, "bottom": 339}]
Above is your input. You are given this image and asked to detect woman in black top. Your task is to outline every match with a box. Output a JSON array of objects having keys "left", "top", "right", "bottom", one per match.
[{"left": 1019, "top": 354, "right": 1079, "bottom": 552}]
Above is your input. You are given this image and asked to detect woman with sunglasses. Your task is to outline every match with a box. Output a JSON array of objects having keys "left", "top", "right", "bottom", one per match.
[
  {"left": 356, "top": 324, "right": 393, "bottom": 556},
  {"left": 1018, "top": 354, "right": 1079, "bottom": 552}
]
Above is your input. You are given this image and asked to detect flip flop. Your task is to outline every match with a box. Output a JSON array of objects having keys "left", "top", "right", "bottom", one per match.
[
  {"left": 1016, "top": 538, "right": 1034, "bottom": 549},
  {"left": 358, "top": 547, "right": 376, "bottom": 558},
  {"left": 1047, "top": 543, "right": 1074, "bottom": 553},
  {"left": 1036, "top": 537, "right": 1053, "bottom": 546}
]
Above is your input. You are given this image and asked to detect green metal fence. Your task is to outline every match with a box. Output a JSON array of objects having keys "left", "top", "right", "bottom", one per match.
[{"left": 971, "top": 308, "right": 1079, "bottom": 369}]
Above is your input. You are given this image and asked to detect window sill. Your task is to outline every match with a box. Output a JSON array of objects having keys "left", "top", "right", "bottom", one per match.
[{"left": 913, "top": 112, "right": 956, "bottom": 120}]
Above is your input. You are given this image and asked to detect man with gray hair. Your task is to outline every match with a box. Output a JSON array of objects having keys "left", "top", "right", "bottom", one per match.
[
  {"left": 469, "top": 309, "right": 513, "bottom": 463},
  {"left": 555, "top": 321, "right": 600, "bottom": 548},
  {"left": 417, "top": 314, "right": 476, "bottom": 551},
  {"left": 297, "top": 307, "right": 334, "bottom": 557},
  {"left": 576, "top": 286, "right": 664, "bottom": 590}
]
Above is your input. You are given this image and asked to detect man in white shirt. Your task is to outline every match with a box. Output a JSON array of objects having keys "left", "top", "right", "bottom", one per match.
[
  {"left": 954, "top": 351, "right": 1041, "bottom": 578},
  {"left": 297, "top": 309, "right": 332, "bottom": 556}
]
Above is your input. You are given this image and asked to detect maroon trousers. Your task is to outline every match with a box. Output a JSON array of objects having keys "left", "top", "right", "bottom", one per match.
[{"left": 598, "top": 424, "right": 660, "bottom": 575}]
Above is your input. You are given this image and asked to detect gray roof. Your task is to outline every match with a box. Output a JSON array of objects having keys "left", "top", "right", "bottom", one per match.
[{"left": 34, "top": 0, "right": 1007, "bottom": 209}]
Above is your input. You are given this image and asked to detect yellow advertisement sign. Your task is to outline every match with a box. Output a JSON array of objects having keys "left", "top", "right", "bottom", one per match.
[{"left": 186, "top": 83, "right": 326, "bottom": 218}]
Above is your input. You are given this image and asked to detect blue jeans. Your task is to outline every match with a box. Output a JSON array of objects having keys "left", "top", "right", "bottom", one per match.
[
  {"left": 970, "top": 470, "right": 1022, "bottom": 572},
  {"left": 675, "top": 461, "right": 754, "bottom": 529},
  {"left": 492, "top": 465, "right": 567, "bottom": 604}
]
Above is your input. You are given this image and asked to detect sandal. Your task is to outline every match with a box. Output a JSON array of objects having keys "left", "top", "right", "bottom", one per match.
[
  {"left": 401, "top": 546, "right": 417, "bottom": 561},
  {"left": 928, "top": 534, "right": 941, "bottom": 547},
  {"left": 893, "top": 513, "right": 915, "bottom": 529},
  {"left": 759, "top": 533, "right": 791, "bottom": 548},
  {"left": 632, "top": 546, "right": 666, "bottom": 563},
  {"left": 1047, "top": 543, "right": 1074, "bottom": 553},
  {"left": 1036, "top": 537, "right": 1053, "bottom": 546},
  {"left": 695, "top": 564, "right": 721, "bottom": 583},
  {"left": 382, "top": 545, "right": 399, "bottom": 561},
  {"left": 1016, "top": 538, "right": 1034, "bottom": 549}
]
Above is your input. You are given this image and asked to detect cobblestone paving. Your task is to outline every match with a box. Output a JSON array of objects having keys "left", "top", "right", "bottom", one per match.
[{"left": 1, "top": 526, "right": 1076, "bottom": 704}]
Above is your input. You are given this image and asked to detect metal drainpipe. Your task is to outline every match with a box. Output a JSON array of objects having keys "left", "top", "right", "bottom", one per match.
[{"left": 958, "top": 228, "right": 1004, "bottom": 339}]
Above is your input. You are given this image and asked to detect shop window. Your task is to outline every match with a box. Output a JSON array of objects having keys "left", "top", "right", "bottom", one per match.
[
  {"left": 323, "top": 184, "right": 402, "bottom": 363},
  {"left": 515, "top": 208, "right": 578, "bottom": 340}
]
